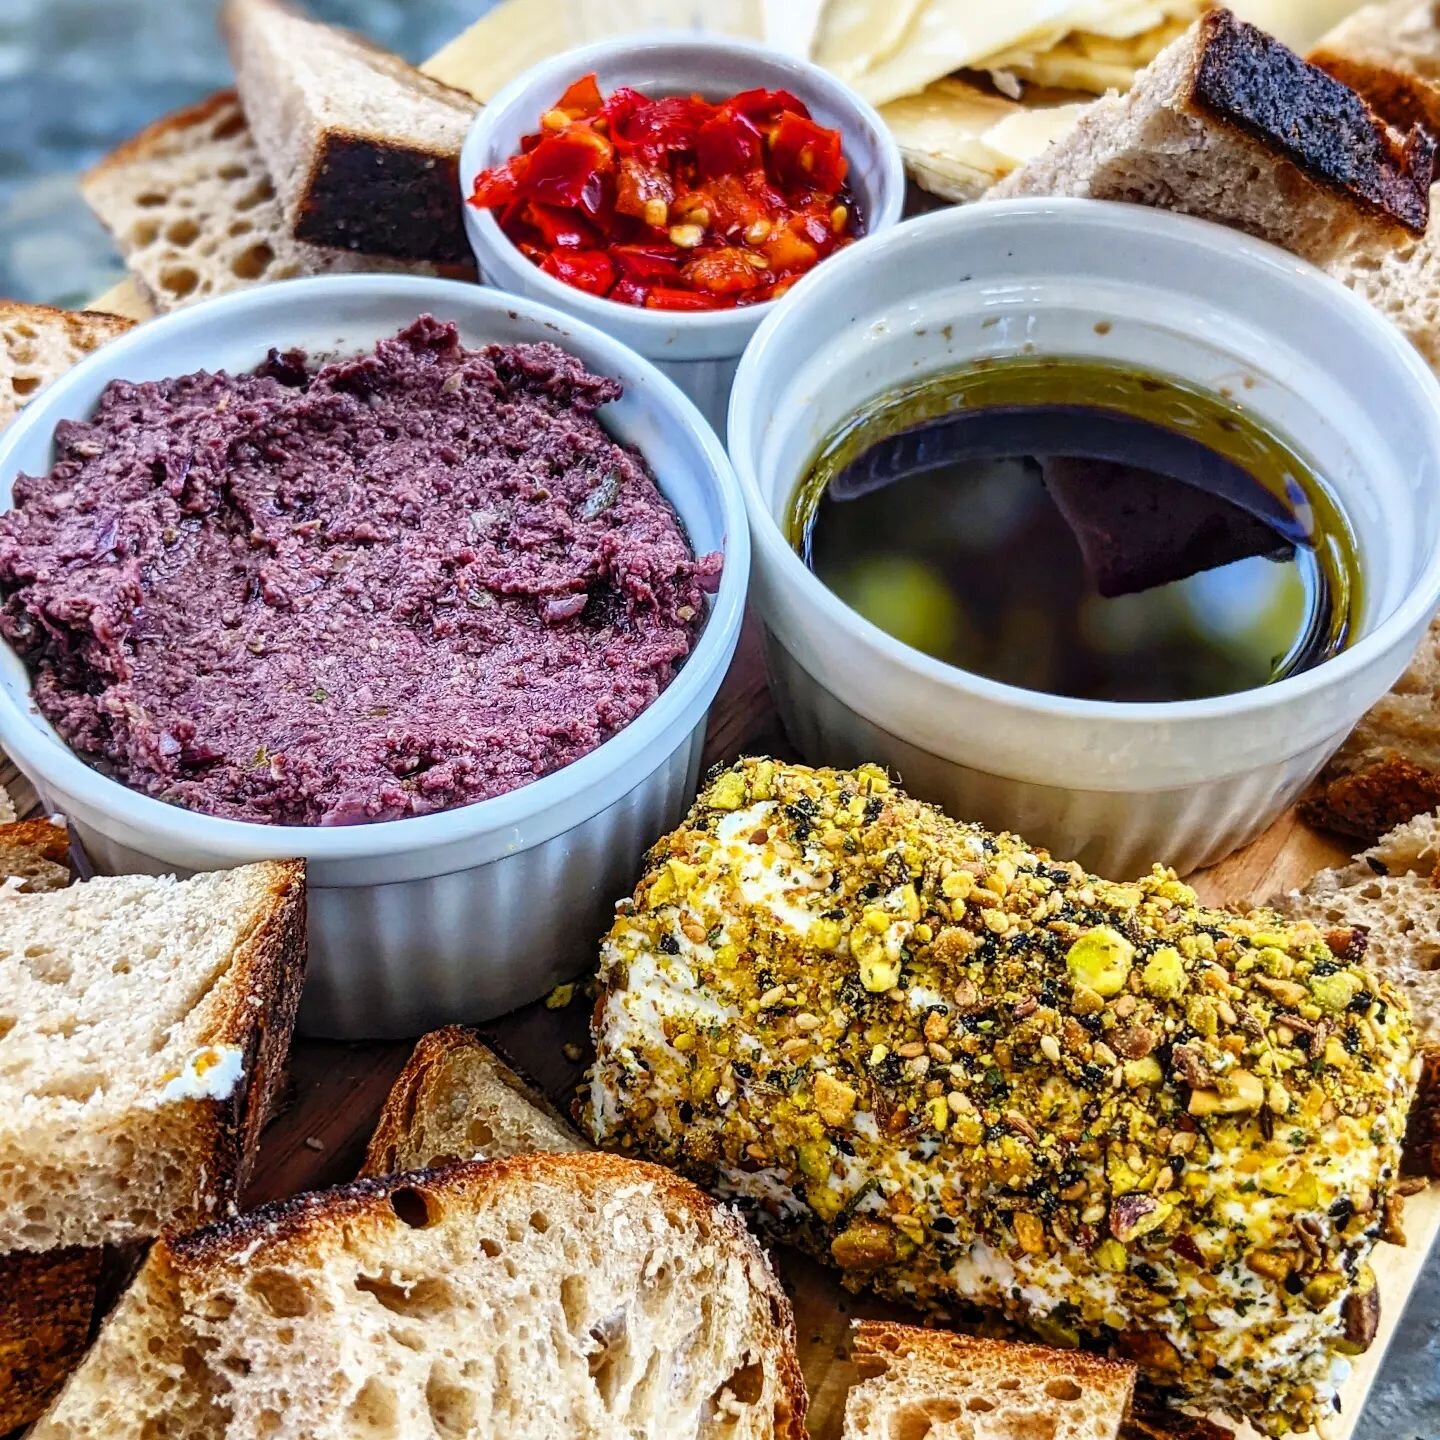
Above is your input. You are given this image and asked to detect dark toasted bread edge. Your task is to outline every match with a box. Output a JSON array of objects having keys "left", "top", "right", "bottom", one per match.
[
  {"left": 0, "top": 1247, "right": 103, "bottom": 1432},
  {"left": 1190, "top": 9, "right": 1435, "bottom": 234}
]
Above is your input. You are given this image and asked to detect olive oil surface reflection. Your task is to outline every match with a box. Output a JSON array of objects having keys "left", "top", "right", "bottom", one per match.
[{"left": 791, "top": 357, "right": 1359, "bottom": 704}]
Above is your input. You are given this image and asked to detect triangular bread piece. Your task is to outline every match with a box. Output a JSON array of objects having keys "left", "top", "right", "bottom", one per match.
[
  {"left": 0, "top": 302, "right": 132, "bottom": 429},
  {"left": 362, "top": 1026, "right": 585, "bottom": 1178},
  {"left": 221, "top": 0, "right": 477, "bottom": 263}
]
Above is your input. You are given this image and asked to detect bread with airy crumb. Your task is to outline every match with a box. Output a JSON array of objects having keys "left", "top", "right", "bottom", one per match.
[
  {"left": 81, "top": 91, "right": 433, "bottom": 312},
  {"left": 362, "top": 1026, "right": 585, "bottom": 1177},
  {"left": 842, "top": 1322, "right": 1135, "bottom": 1440},
  {"left": 990, "top": 8, "right": 1436, "bottom": 265},
  {"left": 1277, "top": 811, "right": 1440, "bottom": 1174},
  {"left": 0, "top": 301, "right": 132, "bottom": 428},
  {"left": 221, "top": 0, "right": 477, "bottom": 263},
  {"left": 0, "top": 860, "right": 306, "bottom": 1253},
  {"left": 1311, "top": 0, "right": 1440, "bottom": 134},
  {"left": 32, "top": 1153, "right": 808, "bottom": 1440}
]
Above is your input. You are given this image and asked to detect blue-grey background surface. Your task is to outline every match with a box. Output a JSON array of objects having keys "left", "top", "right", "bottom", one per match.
[{"left": 0, "top": 0, "right": 1436, "bottom": 1433}]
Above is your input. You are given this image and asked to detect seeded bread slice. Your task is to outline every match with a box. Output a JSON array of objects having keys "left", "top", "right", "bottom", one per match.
[
  {"left": 989, "top": 8, "right": 1436, "bottom": 266},
  {"left": 1311, "top": 0, "right": 1440, "bottom": 134},
  {"left": 362, "top": 1026, "right": 585, "bottom": 1178},
  {"left": 80, "top": 91, "right": 432, "bottom": 313},
  {"left": 32, "top": 1153, "right": 808, "bottom": 1440},
  {"left": 1299, "top": 617, "right": 1440, "bottom": 841},
  {"left": 0, "top": 860, "right": 306, "bottom": 1253},
  {"left": 1277, "top": 811, "right": 1440, "bottom": 1174},
  {"left": 842, "top": 1322, "right": 1136, "bottom": 1440},
  {"left": 221, "top": 0, "right": 477, "bottom": 264},
  {"left": 0, "top": 301, "right": 133, "bottom": 429}
]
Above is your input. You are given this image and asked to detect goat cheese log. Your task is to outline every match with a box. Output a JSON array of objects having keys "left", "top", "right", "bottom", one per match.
[{"left": 584, "top": 759, "right": 1419, "bottom": 1437}]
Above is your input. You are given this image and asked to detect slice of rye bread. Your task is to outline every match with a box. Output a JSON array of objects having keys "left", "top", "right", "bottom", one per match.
[
  {"left": 31, "top": 1153, "right": 809, "bottom": 1440},
  {"left": 221, "top": 0, "right": 477, "bottom": 264},
  {"left": 361, "top": 1026, "right": 585, "bottom": 1178},
  {"left": 0, "top": 300, "right": 132, "bottom": 428},
  {"left": 1311, "top": 0, "right": 1440, "bottom": 135},
  {"left": 988, "top": 8, "right": 1436, "bottom": 267},
  {"left": 0, "top": 860, "right": 307, "bottom": 1253},
  {"left": 80, "top": 91, "right": 440, "bottom": 314},
  {"left": 1277, "top": 811, "right": 1440, "bottom": 1175},
  {"left": 1299, "top": 617, "right": 1440, "bottom": 841},
  {"left": 842, "top": 1322, "right": 1137, "bottom": 1440}
]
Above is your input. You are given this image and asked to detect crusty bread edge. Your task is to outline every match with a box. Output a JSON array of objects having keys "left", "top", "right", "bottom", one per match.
[
  {"left": 0, "top": 815, "right": 71, "bottom": 868},
  {"left": 360, "top": 1025, "right": 582, "bottom": 1178},
  {"left": 81, "top": 90, "right": 246, "bottom": 191},
  {"left": 1311, "top": 48, "right": 1440, "bottom": 135},
  {"left": 1300, "top": 756, "right": 1440, "bottom": 844},
  {"left": 170, "top": 860, "right": 308, "bottom": 1228}
]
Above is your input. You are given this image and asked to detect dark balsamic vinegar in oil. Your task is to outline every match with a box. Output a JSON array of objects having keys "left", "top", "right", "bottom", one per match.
[{"left": 790, "top": 358, "right": 1360, "bottom": 703}]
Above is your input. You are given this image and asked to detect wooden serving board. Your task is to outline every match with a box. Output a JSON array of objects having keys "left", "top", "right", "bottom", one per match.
[{"left": 12, "top": 616, "right": 1430, "bottom": 1440}]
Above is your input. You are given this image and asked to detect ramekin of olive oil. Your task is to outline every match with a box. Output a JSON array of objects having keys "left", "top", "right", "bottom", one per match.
[{"left": 789, "top": 357, "right": 1360, "bottom": 704}]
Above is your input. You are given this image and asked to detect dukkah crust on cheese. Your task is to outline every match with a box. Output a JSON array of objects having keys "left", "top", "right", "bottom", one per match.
[{"left": 584, "top": 759, "right": 1419, "bottom": 1438}]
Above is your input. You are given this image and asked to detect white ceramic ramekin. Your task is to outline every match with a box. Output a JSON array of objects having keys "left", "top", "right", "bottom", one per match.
[
  {"left": 0, "top": 275, "right": 748, "bottom": 1037},
  {"left": 729, "top": 199, "right": 1440, "bottom": 879},
  {"left": 460, "top": 34, "right": 906, "bottom": 436}
]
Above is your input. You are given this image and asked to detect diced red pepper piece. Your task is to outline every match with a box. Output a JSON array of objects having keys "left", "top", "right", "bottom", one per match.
[
  {"left": 683, "top": 247, "right": 767, "bottom": 295},
  {"left": 763, "top": 227, "right": 819, "bottom": 273},
  {"left": 469, "top": 155, "right": 528, "bottom": 209},
  {"left": 645, "top": 286, "right": 727, "bottom": 311},
  {"left": 770, "top": 111, "right": 847, "bottom": 192},
  {"left": 525, "top": 201, "right": 598, "bottom": 250},
  {"left": 611, "top": 243, "right": 683, "bottom": 281},
  {"left": 614, "top": 158, "right": 675, "bottom": 222},
  {"left": 727, "top": 87, "right": 811, "bottom": 123},
  {"left": 557, "top": 72, "right": 603, "bottom": 117},
  {"left": 541, "top": 249, "right": 616, "bottom": 296},
  {"left": 523, "top": 127, "right": 613, "bottom": 208},
  {"left": 705, "top": 173, "right": 770, "bottom": 235},
  {"left": 610, "top": 277, "right": 650, "bottom": 307},
  {"left": 614, "top": 95, "right": 706, "bottom": 164},
  {"left": 695, "top": 110, "right": 762, "bottom": 179}
]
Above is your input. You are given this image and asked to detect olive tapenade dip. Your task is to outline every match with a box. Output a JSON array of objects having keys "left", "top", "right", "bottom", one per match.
[
  {"left": 585, "top": 758, "right": 1420, "bottom": 1437},
  {"left": 0, "top": 317, "right": 719, "bottom": 825}
]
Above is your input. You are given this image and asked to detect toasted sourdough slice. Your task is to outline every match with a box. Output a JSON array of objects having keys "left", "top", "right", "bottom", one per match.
[
  {"left": 843, "top": 1323, "right": 1136, "bottom": 1440},
  {"left": 0, "top": 819, "right": 84, "bottom": 1432},
  {"left": 362, "top": 1026, "right": 585, "bottom": 1177},
  {"left": 1311, "top": 0, "right": 1440, "bottom": 134},
  {"left": 989, "top": 8, "right": 1436, "bottom": 266},
  {"left": 0, "top": 300, "right": 132, "bottom": 428},
  {"left": 1277, "top": 811, "right": 1440, "bottom": 1174},
  {"left": 81, "top": 91, "right": 432, "bottom": 313},
  {"left": 32, "top": 1153, "right": 808, "bottom": 1440},
  {"left": 0, "top": 860, "right": 306, "bottom": 1252},
  {"left": 1299, "top": 617, "right": 1440, "bottom": 839},
  {"left": 222, "top": 0, "right": 477, "bottom": 263}
]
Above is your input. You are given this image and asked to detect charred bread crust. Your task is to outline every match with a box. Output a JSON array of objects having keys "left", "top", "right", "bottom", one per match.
[
  {"left": 292, "top": 129, "right": 469, "bottom": 264},
  {"left": 1122, "top": 1389, "right": 1236, "bottom": 1440},
  {"left": 360, "top": 1025, "right": 579, "bottom": 1179},
  {"left": 1404, "top": 1046, "right": 1440, "bottom": 1177},
  {"left": 0, "top": 1246, "right": 103, "bottom": 1432},
  {"left": 1313, "top": 51, "right": 1440, "bottom": 137},
  {"left": 179, "top": 860, "right": 307, "bottom": 1226},
  {"left": 1191, "top": 9, "right": 1435, "bottom": 235},
  {"left": 1299, "top": 756, "right": 1440, "bottom": 843}
]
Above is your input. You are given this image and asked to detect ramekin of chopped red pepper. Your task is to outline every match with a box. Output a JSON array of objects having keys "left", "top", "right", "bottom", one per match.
[
  {"left": 460, "top": 36, "right": 904, "bottom": 425},
  {"left": 471, "top": 72, "right": 859, "bottom": 311}
]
